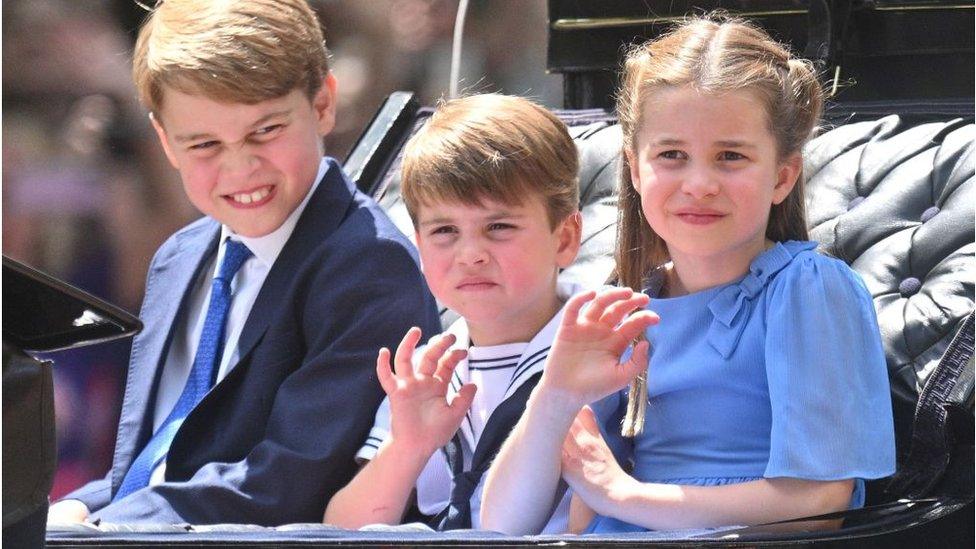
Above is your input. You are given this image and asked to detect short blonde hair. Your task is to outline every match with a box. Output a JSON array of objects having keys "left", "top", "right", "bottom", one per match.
[
  {"left": 133, "top": 0, "right": 330, "bottom": 113},
  {"left": 401, "top": 94, "right": 579, "bottom": 229}
]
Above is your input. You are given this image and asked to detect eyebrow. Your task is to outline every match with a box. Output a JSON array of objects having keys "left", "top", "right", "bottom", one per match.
[
  {"left": 653, "top": 138, "right": 758, "bottom": 149},
  {"left": 418, "top": 211, "right": 526, "bottom": 228},
  {"left": 173, "top": 109, "right": 292, "bottom": 144}
]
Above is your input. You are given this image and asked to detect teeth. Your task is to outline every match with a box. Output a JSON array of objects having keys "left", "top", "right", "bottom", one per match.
[{"left": 232, "top": 186, "right": 271, "bottom": 204}]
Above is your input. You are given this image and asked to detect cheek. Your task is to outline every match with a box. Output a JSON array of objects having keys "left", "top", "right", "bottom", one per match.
[
  {"left": 180, "top": 163, "right": 218, "bottom": 200},
  {"left": 418, "top": 248, "right": 450, "bottom": 288}
]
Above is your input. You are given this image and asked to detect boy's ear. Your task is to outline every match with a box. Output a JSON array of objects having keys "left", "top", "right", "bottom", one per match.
[
  {"left": 555, "top": 211, "right": 583, "bottom": 269},
  {"left": 149, "top": 112, "right": 179, "bottom": 169},
  {"left": 313, "top": 73, "right": 338, "bottom": 136},
  {"left": 772, "top": 152, "right": 803, "bottom": 205}
]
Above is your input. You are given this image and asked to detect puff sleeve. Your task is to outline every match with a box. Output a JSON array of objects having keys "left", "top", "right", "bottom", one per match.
[{"left": 763, "top": 253, "right": 896, "bottom": 490}]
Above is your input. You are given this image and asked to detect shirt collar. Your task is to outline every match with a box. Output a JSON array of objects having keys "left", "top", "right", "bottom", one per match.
[{"left": 219, "top": 158, "right": 329, "bottom": 267}]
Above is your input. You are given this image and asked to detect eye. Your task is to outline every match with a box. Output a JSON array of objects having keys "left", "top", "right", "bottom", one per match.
[
  {"left": 430, "top": 225, "right": 457, "bottom": 236},
  {"left": 252, "top": 124, "right": 284, "bottom": 140},
  {"left": 658, "top": 150, "right": 687, "bottom": 160},
  {"left": 188, "top": 140, "right": 219, "bottom": 152},
  {"left": 487, "top": 222, "right": 516, "bottom": 232},
  {"left": 718, "top": 151, "right": 747, "bottom": 161}
]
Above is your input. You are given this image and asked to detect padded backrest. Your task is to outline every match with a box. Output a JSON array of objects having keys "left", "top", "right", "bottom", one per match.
[{"left": 371, "top": 110, "right": 975, "bottom": 498}]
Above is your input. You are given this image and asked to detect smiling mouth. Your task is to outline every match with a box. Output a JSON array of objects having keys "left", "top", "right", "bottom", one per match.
[
  {"left": 226, "top": 185, "right": 274, "bottom": 207},
  {"left": 675, "top": 212, "right": 724, "bottom": 225}
]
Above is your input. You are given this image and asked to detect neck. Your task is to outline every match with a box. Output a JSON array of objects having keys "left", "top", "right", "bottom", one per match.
[
  {"left": 467, "top": 290, "right": 562, "bottom": 347},
  {"left": 666, "top": 239, "right": 772, "bottom": 296}
]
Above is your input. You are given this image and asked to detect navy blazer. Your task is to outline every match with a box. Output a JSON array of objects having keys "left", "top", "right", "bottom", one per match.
[{"left": 64, "top": 159, "right": 441, "bottom": 525}]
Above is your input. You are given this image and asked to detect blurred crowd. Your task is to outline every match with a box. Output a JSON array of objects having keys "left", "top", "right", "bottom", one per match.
[{"left": 2, "top": 0, "right": 561, "bottom": 500}]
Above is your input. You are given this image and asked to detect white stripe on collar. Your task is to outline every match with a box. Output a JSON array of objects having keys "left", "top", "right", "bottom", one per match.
[{"left": 441, "top": 281, "right": 591, "bottom": 450}]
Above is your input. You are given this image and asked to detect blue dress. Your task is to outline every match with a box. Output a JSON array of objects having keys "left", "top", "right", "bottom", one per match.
[{"left": 586, "top": 241, "right": 897, "bottom": 533}]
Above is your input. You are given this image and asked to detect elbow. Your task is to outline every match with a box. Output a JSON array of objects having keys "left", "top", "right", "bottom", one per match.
[
  {"left": 479, "top": 487, "right": 521, "bottom": 535},
  {"left": 322, "top": 488, "right": 355, "bottom": 529},
  {"left": 808, "top": 479, "right": 855, "bottom": 517}
]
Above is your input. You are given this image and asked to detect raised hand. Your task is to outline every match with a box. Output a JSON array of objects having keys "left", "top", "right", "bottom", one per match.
[
  {"left": 538, "top": 288, "right": 658, "bottom": 409},
  {"left": 376, "top": 327, "right": 477, "bottom": 457},
  {"left": 561, "top": 406, "right": 635, "bottom": 517}
]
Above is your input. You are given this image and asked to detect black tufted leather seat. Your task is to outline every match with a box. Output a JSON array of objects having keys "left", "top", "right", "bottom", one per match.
[{"left": 372, "top": 108, "right": 975, "bottom": 504}]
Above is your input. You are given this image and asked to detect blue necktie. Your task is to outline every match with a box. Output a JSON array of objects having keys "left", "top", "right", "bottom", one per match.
[{"left": 114, "top": 239, "right": 252, "bottom": 501}]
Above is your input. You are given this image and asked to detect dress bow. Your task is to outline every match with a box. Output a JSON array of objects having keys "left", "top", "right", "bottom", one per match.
[{"left": 705, "top": 241, "right": 817, "bottom": 358}]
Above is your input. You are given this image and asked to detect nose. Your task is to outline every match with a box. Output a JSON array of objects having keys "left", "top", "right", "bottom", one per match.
[
  {"left": 219, "top": 144, "right": 260, "bottom": 187},
  {"left": 456, "top": 236, "right": 489, "bottom": 266},
  {"left": 680, "top": 165, "right": 720, "bottom": 199}
]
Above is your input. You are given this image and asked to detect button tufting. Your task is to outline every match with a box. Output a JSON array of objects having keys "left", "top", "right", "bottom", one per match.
[
  {"left": 899, "top": 277, "right": 922, "bottom": 298},
  {"left": 847, "top": 196, "right": 865, "bottom": 210},
  {"left": 920, "top": 206, "right": 940, "bottom": 223}
]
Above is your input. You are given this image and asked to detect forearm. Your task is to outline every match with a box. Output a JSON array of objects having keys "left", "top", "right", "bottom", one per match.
[
  {"left": 323, "top": 438, "right": 431, "bottom": 528},
  {"left": 593, "top": 477, "right": 854, "bottom": 530},
  {"left": 480, "top": 384, "right": 581, "bottom": 534}
]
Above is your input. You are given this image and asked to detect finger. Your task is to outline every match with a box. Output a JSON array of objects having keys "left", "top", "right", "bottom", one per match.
[
  {"left": 604, "top": 340, "right": 648, "bottom": 394},
  {"left": 393, "top": 327, "right": 423, "bottom": 377},
  {"left": 614, "top": 310, "right": 660, "bottom": 343},
  {"left": 561, "top": 290, "right": 596, "bottom": 328},
  {"left": 448, "top": 383, "right": 477, "bottom": 420},
  {"left": 576, "top": 405, "right": 602, "bottom": 435},
  {"left": 618, "top": 340, "right": 650, "bottom": 386},
  {"left": 419, "top": 333, "right": 456, "bottom": 377},
  {"left": 600, "top": 293, "right": 650, "bottom": 328},
  {"left": 375, "top": 347, "right": 396, "bottom": 395},
  {"left": 583, "top": 288, "right": 637, "bottom": 323},
  {"left": 433, "top": 348, "right": 467, "bottom": 384}
]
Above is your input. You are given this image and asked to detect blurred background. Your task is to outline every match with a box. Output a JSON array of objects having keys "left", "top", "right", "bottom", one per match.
[{"left": 2, "top": 0, "right": 561, "bottom": 500}]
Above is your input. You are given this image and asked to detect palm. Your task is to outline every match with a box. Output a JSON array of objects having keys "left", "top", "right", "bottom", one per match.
[
  {"left": 388, "top": 369, "right": 465, "bottom": 452},
  {"left": 377, "top": 328, "right": 476, "bottom": 456},
  {"left": 541, "top": 289, "right": 658, "bottom": 406}
]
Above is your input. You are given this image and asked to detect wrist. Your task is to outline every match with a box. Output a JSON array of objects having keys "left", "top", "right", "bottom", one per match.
[
  {"left": 597, "top": 474, "right": 643, "bottom": 518},
  {"left": 531, "top": 379, "right": 587, "bottom": 419},
  {"left": 380, "top": 436, "right": 437, "bottom": 470}
]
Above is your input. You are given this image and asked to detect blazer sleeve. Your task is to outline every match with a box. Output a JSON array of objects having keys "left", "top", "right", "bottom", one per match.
[
  {"left": 90, "top": 236, "right": 441, "bottom": 525},
  {"left": 59, "top": 472, "right": 112, "bottom": 512}
]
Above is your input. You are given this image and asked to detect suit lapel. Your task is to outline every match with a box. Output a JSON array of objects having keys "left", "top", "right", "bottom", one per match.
[
  {"left": 232, "top": 159, "right": 354, "bottom": 372},
  {"left": 112, "top": 220, "right": 219, "bottom": 488}
]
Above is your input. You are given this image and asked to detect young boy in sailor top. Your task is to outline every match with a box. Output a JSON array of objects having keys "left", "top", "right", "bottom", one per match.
[{"left": 323, "top": 94, "right": 584, "bottom": 532}]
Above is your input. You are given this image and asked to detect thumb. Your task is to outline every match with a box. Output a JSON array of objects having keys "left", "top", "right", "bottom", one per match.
[
  {"left": 620, "top": 340, "right": 649, "bottom": 383},
  {"left": 576, "top": 405, "right": 602, "bottom": 435},
  {"left": 448, "top": 383, "right": 477, "bottom": 420}
]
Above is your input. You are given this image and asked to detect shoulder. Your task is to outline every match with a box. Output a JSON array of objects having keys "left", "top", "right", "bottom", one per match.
[
  {"left": 149, "top": 215, "right": 218, "bottom": 266},
  {"left": 766, "top": 241, "right": 872, "bottom": 308},
  {"left": 299, "top": 166, "right": 423, "bottom": 282}
]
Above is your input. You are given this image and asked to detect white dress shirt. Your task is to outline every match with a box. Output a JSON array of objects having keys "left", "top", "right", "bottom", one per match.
[{"left": 148, "top": 159, "right": 328, "bottom": 485}]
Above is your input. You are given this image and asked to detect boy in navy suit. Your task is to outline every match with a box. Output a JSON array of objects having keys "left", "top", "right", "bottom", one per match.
[{"left": 47, "top": 0, "right": 440, "bottom": 526}]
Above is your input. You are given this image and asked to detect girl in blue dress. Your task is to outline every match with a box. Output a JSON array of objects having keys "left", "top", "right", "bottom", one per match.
[{"left": 481, "top": 15, "right": 897, "bottom": 534}]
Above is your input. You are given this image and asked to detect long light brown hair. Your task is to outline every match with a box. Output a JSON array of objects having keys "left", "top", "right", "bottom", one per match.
[{"left": 616, "top": 15, "right": 825, "bottom": 436}]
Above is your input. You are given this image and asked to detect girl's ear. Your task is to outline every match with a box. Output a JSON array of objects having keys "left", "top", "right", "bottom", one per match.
[
  {"left": 625, "top": 148, "right": 641, "bottom": 193},
  {"left": 772, "top": 152, "right": 803, "bottom": 205}
]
